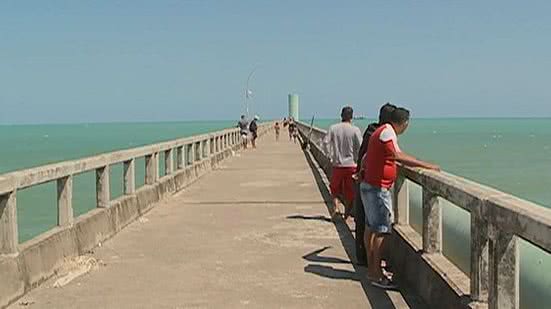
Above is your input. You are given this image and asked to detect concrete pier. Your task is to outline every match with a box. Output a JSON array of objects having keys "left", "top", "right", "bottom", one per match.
[{"left": 7, "top": 132, "right": 422, "bottom": 309}]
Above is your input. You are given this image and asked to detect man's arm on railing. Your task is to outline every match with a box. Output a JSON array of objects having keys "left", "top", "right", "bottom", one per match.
[{"left": 394, "top": 151, "right": 440, "bottom": 171}]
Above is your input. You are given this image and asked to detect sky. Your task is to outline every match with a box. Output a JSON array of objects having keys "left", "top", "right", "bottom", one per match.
[{"left": 1, "top": 0, "right": 550, "bottom": 124}]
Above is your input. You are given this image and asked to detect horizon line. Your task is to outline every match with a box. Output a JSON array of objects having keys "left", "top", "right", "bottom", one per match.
[{"left": 1, "top": 116, "right": 551, "bottom": 126}]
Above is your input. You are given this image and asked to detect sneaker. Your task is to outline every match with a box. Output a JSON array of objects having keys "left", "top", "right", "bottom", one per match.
[{"left": 371, "top": 277, "right": 398, "bottom": 290}]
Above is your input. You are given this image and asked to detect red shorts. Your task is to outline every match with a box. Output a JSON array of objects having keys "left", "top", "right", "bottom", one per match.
[{"left": 330, "top": 166, "right": 356, "bottom": 202}]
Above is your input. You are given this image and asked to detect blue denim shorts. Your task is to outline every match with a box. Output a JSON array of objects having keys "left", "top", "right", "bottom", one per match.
[{"left": 359, "top": 182, "right": 394, "bottom": 234}]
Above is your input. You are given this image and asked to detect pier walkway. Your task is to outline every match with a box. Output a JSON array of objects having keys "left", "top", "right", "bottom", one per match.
[{"left": 9, "top": 133, "right": 422, "bottom": 308}]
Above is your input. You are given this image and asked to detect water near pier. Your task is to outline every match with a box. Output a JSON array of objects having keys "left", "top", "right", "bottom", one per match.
[
  {"left": 316, "top": 118, "right": 551, "bottom": 309},
  {"left": 0, "top": 121, "right": 234, "bottom": 242},
  {"left": 1, "top": 118, "right": 550, "bottom": 308}
]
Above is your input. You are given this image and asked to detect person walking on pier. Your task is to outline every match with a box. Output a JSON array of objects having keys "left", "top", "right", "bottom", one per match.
[
  {"left": 274, "top": 122, "right": 281, "bottom": 141},
  {"left": 237, "top": 115, "right": 249, "bottom": 149},
  {"left": 360, "top": 107, "right": 440, "bottom": 289},
  {"left": 288, "top": 118, "right": 298, "bottom": 143},
  {"left": 249, "top": 115, "right": 259, "bottom": 149},
  {"left": 323, "top": 106, "right": 362, "bottom": 220},
  {"left": 353, "top": 102, "right": 396, "bottom": 266}
]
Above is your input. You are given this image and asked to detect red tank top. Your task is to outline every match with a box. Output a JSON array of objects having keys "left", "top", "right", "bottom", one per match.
[{"left": 362, "top": 124, "right": 401, "bottom": 189}]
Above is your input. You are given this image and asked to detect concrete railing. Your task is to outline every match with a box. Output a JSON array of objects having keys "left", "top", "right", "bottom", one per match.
[
  {"left": 0, "top": 122, "right": 272, "bottom": 308},
  {"left": 296, "top": 121, "right": 551, "bottom": 309}
]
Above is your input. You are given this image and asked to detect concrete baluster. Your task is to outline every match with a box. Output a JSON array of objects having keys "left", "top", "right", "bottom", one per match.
[
  {"left": 203, "top": 139, "right": 209, "bottom": 158},
  {"left": 57, "top": 176, "right": 73, "bottom": 226},
  {"left": 488, "top": 228, "right": 519, "bottom": 309},
  {"left": 123, "top": 159, "right": 135, "bottom": 195},
  {"left": 471, "top": 211, "right": 489, "bottom": 302},
  {"left": 422, "top": 189, "right": 441, "bottom": 253},
  {"left": 145, "top": 153, "right": 159, "bottom": 185},
  {"left": 176, "top": 146, "right": 184, "bottom": 170},
  {"left": 96, "top": 165, "right": 110, "bottom": 208},
  {"left": 0, "top": 191, "right": 18, "bottom": 255},
  {"left": 187, "top": 143, "right": 194, "bottom": 165},
  {"left": 165, "top": 149, "right": 173, "bottom": 175},
  {"left": 195, "top": 141, "right": 201, "bottom": 161},
  {"left": 393, "top": 174, "right": 409, "bottom": 225}
]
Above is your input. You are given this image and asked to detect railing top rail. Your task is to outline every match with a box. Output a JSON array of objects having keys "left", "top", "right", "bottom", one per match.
[
  {"left": 0, "top": 126, "right": 244, "bottom": 194},
  {"left": 296, "top": 120, "right": 551, "bottom": 254}
]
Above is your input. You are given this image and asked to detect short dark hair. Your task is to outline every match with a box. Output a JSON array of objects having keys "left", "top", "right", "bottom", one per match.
[
  {"left": 390, "top": 107, "right": 410, "bottom": 125},
  {"left": 241, "top": 115, "right": 245, "bottom": 119},
  {"left": 379, "top": 103, "right": 397, "bottom": 124},
  {"left": 341, "top": 106, "right": 354, "bottom": 121}
]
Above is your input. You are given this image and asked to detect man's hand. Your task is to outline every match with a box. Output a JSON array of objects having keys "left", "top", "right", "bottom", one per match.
[
  {"left": 424, "top": 163, "right": 441, "bottom": 172},
  {"left": 352, "top": 173, "right": 360, "bottom": 182}
]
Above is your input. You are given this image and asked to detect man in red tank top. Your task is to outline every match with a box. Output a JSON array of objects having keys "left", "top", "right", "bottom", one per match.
[{"left": 360, "top": 107, "right": 440, "bottom": 289}]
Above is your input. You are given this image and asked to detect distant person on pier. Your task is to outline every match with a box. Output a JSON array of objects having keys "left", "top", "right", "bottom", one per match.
[
  {"left": 249, "top": 115, "right": 259, "bottom": 148},
  {"left": 237, "top": 115, "right": 249, "bottom": 149},
  {"left": 323, "top": 106, "right": 362, "bottom": 220},
  {"left": 360, "top": 107, "right": 440, "bottom": 289},
  {"left": 274, "top": 122, "right": 281, "bottom": 141},
  {"left": 353, "top": 102, "right": 396, "bottom": 266},
  {"left": 288, "top": 118, "right": 297, "bottom": 143}
]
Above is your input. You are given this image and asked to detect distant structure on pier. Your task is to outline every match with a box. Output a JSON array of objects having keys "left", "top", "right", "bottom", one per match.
[{"left": 288, "top": 94, "right": 299, "bottom": 120}]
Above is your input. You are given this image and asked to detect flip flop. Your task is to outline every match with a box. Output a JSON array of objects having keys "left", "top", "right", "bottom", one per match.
[{"left": 371, "top": 277, "right": 398, "bottom": 290}]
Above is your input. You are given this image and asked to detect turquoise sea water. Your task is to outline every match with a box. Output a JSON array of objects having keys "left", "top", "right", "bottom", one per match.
[
  {"left": 1, "top": 119, "right": 549, "bottom": 308},
  {"left": 0, "top": 121, "right": 234, "bottom": 243},
  {"left": 315, "top": 118, "right": 551, "bottom": 309}
]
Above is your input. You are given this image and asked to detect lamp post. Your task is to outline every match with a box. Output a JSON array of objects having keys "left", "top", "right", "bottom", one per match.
[{"left": 244, "top": 67, "right": 258, "bottom": 119}]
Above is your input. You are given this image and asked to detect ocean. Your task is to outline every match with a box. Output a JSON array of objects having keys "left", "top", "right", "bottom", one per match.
[
  {"left": 1, "top": 119, "right": 549, "bottom": 308},
  {"left": 315, "top": 118, "right": 551, "bottom": 309},
  {"left": 0, "top": 121, "right": 234, "bottom": 242}
]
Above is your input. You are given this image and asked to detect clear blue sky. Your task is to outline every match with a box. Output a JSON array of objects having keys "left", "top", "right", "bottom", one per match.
[{"left": 1, "top": 0, "right": 550, "bottom": 124}]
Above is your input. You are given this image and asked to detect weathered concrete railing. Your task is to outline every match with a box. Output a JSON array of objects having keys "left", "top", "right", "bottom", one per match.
[
  {"left": 296, "top": 121, "right": 551, "bottom": 309},
  {"left": 0, "top": 122, "right": 272, "bottom": 308}
]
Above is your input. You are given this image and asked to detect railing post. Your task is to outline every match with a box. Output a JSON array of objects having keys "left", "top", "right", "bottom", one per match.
[
  {"left": 203, "top": 139, "right": 209, "bottom": 158},
  {"left": 145, "top": 153, "right": 159, "bottom": 184},
  {"left": 96, "top": 165, "right": 110, "bottom": 208},
  {"left": 57, "top": 176, "right": 73, "bottom": 226},
  {"left": 422, "top": 189, "right": 441, "bottom": 253},
  {"left": 393, "top": 174, "right": 409, "bottom": 225},
  {"left": 123, "top": 159, "right": 135, "bottom": 194},
  {"left": 0, "top": 191, "right": 18, "bottom": 255},
  {"left": 187, "top": 143, "right": 194, "bottom": 165},
  {"left": 195, "top": 141, "right": 201, "bottom": 161},
  {"left": 488, "top": 228, "right": 519, "bottom": 309},
  {"left": 212, "top": 137, "right": 216, "bottom": 154},
  {"left": 164, "top": 149, "right": 173, "bottom": 175},
  {"left": 471, "top": 212, "right": 489, "bottom": 302},
  {"left": 176, "top": 146, "right": 184, "bottom": 170}
]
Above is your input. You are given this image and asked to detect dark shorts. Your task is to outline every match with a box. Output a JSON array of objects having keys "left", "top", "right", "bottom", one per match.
[{"left": 360, "top": 182, "right": 393, "bottom": 234}]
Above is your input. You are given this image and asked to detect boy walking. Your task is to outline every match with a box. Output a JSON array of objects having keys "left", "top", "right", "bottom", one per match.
[
  {"left": 274, "top": 122, "right": 281, "bottom": 141},
  {"left": 323, "top": 106, "right": 362, "bottom": 220},
  {"left": 360, "top": 107, "right": 439, "bottom": 289}
]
